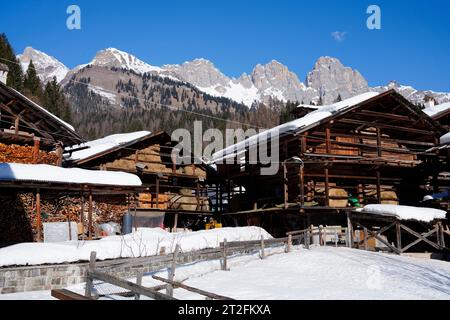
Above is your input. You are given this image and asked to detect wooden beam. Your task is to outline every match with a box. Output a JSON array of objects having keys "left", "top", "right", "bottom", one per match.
[
  {"left": 36, "top": 189, "right": 42, "bottom": 242},
  {"left": 357, "top": 110, "right": 413, "bottom": 122},
  {"left": 89, "top": 270, "right": 176, "bottom": 300},
  {"left": 376, "top": 171, "right": 382, "bottom": 204},
  {"left": 396, "top": 221, "right": 402, "bottom": 251},
  {"left": 51, "top": 289, "right": 94, "bottom": 301},
  {"left": 376, "top": 128, "right": 382, "bottom": 157},
  {"left": 88, "top": 192, "right": 93, "bottom": 240},
  {"left": 324, "top": 167, "right": 330, "bottom": 207},
  {"left": 400, "top": 224, "right": 441, "bottom": 251},
  {"left": 32, "top": 138, "right": 40, "bottom": 164},
  {"left": 0, "top": 102, "right": 55, "bottom": 140},
  {"left": 339, "top": 118, "right": 434, "bottom": 135},
  {"left": 283, "top": 162, "right": 288, "bottom": 209},
  {"left": 153, "top": 275, "right": 233, "bottom": 300},
  {"left": 325, "top": 127, "right": 331, "bottom": 154},
  {"left": 299, "top": 166, "right": 305, "bottom": 205},
  {"left": 14, "top": 116, "right": 19, "bottom": 135},
  {"left": 310, "top": 131, "right": 435, "bottom": 147},
  {"left": 85, "top": 251, "right": 96, "bottom": 298}
]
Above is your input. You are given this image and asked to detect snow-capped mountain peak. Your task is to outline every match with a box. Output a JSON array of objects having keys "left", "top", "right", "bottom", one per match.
[
  {"left": 18, "top": 46, "right": 450, "bottom": 109},
  {"left": 89, "top": 48, "right": 162, "bottom": 74},
  {"left": 17, "top": 47, "right": 69, "bottom": 83}
]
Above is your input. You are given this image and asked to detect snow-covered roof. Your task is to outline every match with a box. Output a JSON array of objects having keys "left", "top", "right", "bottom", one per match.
[
  {"left": 8, "top": 86, "right": 75, "bottom": 132},
  {"left": 358, "top": 204, "right": 446, "bottom": 223},
  {"left": 0, "top": 163, "right": 142, "bottom": 186},
  {"left": 423, "top": 102, "right": 450, "bottom": 118},
  {"left": 66, "top": 131, "right": 152, "bottom": 162},
  {"left": 211, "top": 92, "right": 380, "bottom": 163}
]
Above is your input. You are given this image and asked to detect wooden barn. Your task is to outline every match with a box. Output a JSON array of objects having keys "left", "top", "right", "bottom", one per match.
[
  {"left": 0, "top": 79, "right": 143, "bottom": 245},
  {"left": 211, "top": 90, "right": 447, "bottom": 238},
  {"left": 64, "top": 130, "right": 215, "bottom": 231},
  {"left": 0, "top": 81, "right": 83, "bottom": 164}
]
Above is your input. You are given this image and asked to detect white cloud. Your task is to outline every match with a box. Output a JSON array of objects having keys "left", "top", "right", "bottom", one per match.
[{"left": 331, "top": 31, "right": 347, "bottom": 42}]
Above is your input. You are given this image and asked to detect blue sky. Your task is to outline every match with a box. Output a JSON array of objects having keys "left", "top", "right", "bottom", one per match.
[{"left": 1, "top": 0, "right": 450, "bottom": 91}]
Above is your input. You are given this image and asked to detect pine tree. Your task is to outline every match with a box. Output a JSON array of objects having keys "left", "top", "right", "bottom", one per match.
[
  {"left": 0, "top": 33, "right": 23, "bottom": 90},
  {"left": 23, "top": 60, "right": 43, "bottom": 102},
  {"left": 43, "top": 76, "right": 72, "bottom": 123}
]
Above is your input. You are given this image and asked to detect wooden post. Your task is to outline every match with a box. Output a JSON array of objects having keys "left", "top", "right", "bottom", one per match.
[
  {"left": 318, "top": 225, "right": 323, "bottom": 246},
  {"left": 363, "top": 227, "right": 368, "bottom": 250},
  {"left": 14, "top": 116, "right": 19, "bottom": 135},
  {"left": 376, "top": 127, "right": 382, "bottom": 157},
  {"left": 334, "top": 229, "right": 338, "bottom": 247},
  {"left": 36, "top": 189, "right": 42, "bottom": 242},
  {"left": 155, "top": 178, "right": 160, "bottom": 208},
  {"left": 325, "top": 127, "right": 332, "bottom": 154},
  {"left": 32, "top": 138, "right": 40, "bottom": 164},
  {"left": 173, "top": 213, "right": 178, "bottom": 232},
  {"left": 396, "top": 221, "right": 402, "bottom": 251},
  {"left": 283, "top": 162, "right": 288, "bottom": 209},
  {"left": 260, "top": 235, "right": 265, "bottom": 259},
  {"left": 85, "top": 251, "right": 97, "bottom": 298},
  {"left": 88, "top": 192, "right": 93, "bottom": 240},
  {"left": 376, "top": 171, "right": 382, "bottom": 204},
  {"left": 286, "top": 234, "right": 292, "bottom": 253},
  {"left": 56, "top": 143, "right": 63, "bottom": 167},
  {"left": 439, "top": 222, "right": 446, "bottom": 248},
  {"left": 167, "top": 244, "right": 180, "bottom": 297},
  {"left": 346, "top": 212, "right": 353, "bottom": 248},
  {"left": 222, "top": 238, "right": 228, "bottom": 271},
  {"left": 196, "top": 180, "right": 200, "bottom": 211},
  {"left": 67, "top": 214, "right": 72, "bottom": 241},
  {"left": 305, "top": 228, "right": 310, "bottom": 249},
  {"left": 299, "top": 166, "right": 305, "bottom": 205},
  {"left": 80, "top": 193, "right": 85, "bottom": 240},
  {"left": 135, "top": 270, "right": 143, "bottom": 300},
  {"left": 324, "top": 167, "right": 330, "bottom": 207}
]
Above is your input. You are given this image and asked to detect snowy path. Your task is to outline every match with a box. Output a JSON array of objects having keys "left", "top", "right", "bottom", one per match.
[{"left": 1, "top": 247, "right": 449, "bottom": 300}]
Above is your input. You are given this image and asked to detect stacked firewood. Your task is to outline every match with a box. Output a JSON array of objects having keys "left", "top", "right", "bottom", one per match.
[
  {"left": 13, "top": 193, "right": 129, "bottom": 241},
  {"left": 0, "top": 143, "right": 58, "bottom": 164}
]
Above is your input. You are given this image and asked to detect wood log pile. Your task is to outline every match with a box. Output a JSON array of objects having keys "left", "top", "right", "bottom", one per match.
[
  {"left": 1, "top": 193, "right": 130, "bottom": 243},
  {"left": 0, "top": 143, "right": 58, "bottom": 164}
]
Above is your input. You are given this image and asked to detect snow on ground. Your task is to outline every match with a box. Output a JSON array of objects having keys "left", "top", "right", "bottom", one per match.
[
  {"left": 171, "top": 247, "right": 450, "bottom": 300},
  {"left": 1, "top": 246, "right": 449, "bottom": 300},
  {"left": 89, "top": 85, "right": 117, "bottom": 104},
  {"left": 0, "top": 163, "right": 142, "bottom": 187},
  {"left": 0, "top": 227, "right": 271, "bottom": 267},
  {"left": 197, "top": 81, "right": 260, "bottom": 108},
  {"left": 358, "top": 204, "right": 447, "bottom": 223}
]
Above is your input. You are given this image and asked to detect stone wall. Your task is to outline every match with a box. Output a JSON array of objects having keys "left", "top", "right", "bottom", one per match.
[{"left": 0, "top": 247, "right": 250, "bottom": 294}]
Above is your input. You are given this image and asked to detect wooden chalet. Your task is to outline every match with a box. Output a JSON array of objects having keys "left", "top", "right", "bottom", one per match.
[
  {"left": 211, "top": 89, "right": 448, "bottom": 237},
  {"left": 0, "top": 79, "right": 142, "bottom": 245},
  {"left": 64, "top": 130, "right": 214, "bottom": 230}
]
